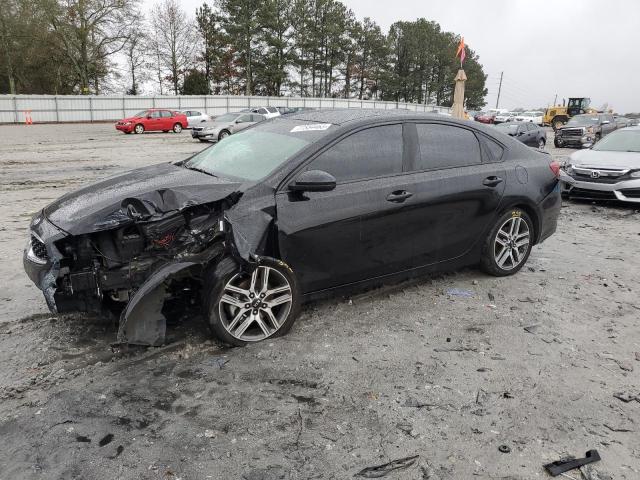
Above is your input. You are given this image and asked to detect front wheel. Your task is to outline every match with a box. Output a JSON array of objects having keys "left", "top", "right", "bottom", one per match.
[
  {"left": 134, "top": 124, "right": 144, "bottom": 134},
  {"left": 538, "top": 138, "right": 546, "bottom": 150},
  {"left": 480, "top": 209, "right": 533, "bottom": 276},
  {"left": 218, "top": 130, "right": 230, "bottom": 141},
  {"left": 202, "top": 257, "right": 301, "bottom": 346},
  {"left": 173, "top": 123, "right": 183, "bottom": 133}
]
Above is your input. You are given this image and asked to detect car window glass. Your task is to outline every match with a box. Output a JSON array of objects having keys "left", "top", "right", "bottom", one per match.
[
  {"left": 266, "top": 107, "right": 277, "bottom": 113},
  {"left": 192, "top": 111, "right": 201, "bottom": 116},
  {"left": 251, "top": 114, "right": 262, "bottom": 122},
  {"left": 184, "top": 111, "right": 192, "bottom": 116},
  {"left": 415, "top": 123, "right": 481, "bottom": 170},
  {"left": 310, "top": 124, "right": 403, "bottom": 182},
  {"left": 160, "top": 111, "right": 172, "bottom": 118},
  {"left": 480, "top": 136, "right": 504, "bottom": 162},
  {"left": 151, "top": 111, "right": 161, "bottom": 118},
  {"left": 525, "top": 123, "right": 534, "bottom": 131},
  {"left": 258, "top": 108, "right": 268, "bottom": 114},
  {"left": 238, "top": 114, "right": 252, "bottom": 123}
]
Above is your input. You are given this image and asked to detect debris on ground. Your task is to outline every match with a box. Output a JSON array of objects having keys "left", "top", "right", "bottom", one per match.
[
  {"left": 445, "top": 288, "right": 474, "bottom": 297},
  {"left": 543, "top": 449, "right": 601, "bottom": 477},
  {"left": 354, "top": 455, "right": 419, "bottom": 478}
]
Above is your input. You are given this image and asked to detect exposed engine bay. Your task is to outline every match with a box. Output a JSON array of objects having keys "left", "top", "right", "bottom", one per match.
[{"left": 24, "top": 162, "right": 278, "bottom": 347}]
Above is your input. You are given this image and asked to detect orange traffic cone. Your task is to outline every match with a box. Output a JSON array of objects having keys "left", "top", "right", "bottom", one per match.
[{"left": 25, "top": 110, "right": 33, "bottom": 125}]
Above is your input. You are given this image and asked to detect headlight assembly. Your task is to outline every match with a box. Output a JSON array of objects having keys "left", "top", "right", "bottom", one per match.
[{"left": 630, "top": 171, "right": 640, "bottom": 178}]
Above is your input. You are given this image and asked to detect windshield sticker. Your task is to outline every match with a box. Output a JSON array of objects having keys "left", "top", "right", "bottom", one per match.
[{"left": 290, "top": 123, "right": 332, "bottom": 132}]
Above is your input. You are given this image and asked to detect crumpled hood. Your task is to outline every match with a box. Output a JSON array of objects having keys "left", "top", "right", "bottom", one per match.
[
  {"left": 569, "top": 149, "right": 640, "bottom": 169},
  {"left": 44, "top": 162, "right": 242, "bottom": 235}
]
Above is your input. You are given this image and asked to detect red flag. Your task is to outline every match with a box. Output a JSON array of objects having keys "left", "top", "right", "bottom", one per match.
[{"left": 456, "top": 37, "right": 466, "bottom": 65}]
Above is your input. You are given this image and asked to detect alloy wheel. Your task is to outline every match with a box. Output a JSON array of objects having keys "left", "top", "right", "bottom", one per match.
[
  {"left": 218, "top": 266, "right": 292, "bottom": 342},
  {"left": 173, "top": 123, "right": 182, "bottom": 133},
  {"left": 135, "top": 124, "right": 144, "bottom": 134},
  {"left": 493, "top": 216, "right": 530, "bottom": 271}
]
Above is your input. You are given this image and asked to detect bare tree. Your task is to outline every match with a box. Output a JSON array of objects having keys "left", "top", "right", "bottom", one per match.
[
  {"left": 43, "top": 0, "right": 137, "bottom": 94},
  {"left": 150, "top": 0, "right": 196, "bottom": 95},
  {"left": 123, "top": 13, "right": 148, "bottom": 95}
]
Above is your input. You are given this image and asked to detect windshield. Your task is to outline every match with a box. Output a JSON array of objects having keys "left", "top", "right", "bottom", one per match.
[
  {"left": 133, "top": 110, "right": 148, "bottom": 118},
  {"left": 592, "top": 130, "right": 640, "bottom": 153},
  {"left": 183, "top": 120, "right": 334, "bottom": 181},
  {"left": 213, "top": 113, "right": 239, "bottom": 123},
  {"left": 567, "top": 115, "right": 599, "bottom": 126}
]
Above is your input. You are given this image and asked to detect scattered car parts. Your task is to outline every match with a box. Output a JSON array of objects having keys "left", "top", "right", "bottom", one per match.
[{"left": 544, "top": 449, "right": 601, "bottom": 477}]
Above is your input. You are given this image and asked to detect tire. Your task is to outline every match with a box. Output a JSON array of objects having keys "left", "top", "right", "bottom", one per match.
[
  {"left": 134, "top": 123, "right": 144, "bottom": 134},
  {"left": 554, "top": 137, "right": 562, "bottom": 148},
  {"left": 202, "top": 257, "right": 301, "bottom": 347},
  {"left": 538, "top": 138, "right": 546, "bottom": 150},
  {"left": 172, "top": 123, "right": 183, "bottom": 133},
  {"left": 218, "top": 130, "right": 230, "bottom": 141},
  {"left": 480, "top": 208, "right": 534, "bottom": 277}
]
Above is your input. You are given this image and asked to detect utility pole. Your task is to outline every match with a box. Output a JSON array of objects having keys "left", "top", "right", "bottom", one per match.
[{"left": 495, "top": 72, "right": 503, "bottom": 109}]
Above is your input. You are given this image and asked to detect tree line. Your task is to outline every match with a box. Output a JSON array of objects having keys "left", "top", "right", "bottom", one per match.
[{"left": 0, "top": 0, "right": 488, "bottom": 109}]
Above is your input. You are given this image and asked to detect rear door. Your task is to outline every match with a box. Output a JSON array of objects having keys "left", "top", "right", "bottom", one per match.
[
  {"left": 276, "top": 123, "right": 410, "bottom": 293},
  {"left": 400, "top": 122, "right": 507, "bottom": 266}
]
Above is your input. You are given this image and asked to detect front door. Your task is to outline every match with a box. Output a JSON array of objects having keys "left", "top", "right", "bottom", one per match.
[{"left": 276, "top": 123, "right": 410, "bottom": 293}]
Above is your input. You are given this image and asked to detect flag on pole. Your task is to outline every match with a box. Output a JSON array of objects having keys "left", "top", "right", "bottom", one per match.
[{"left": 456, "top": 37, "right": 466, "bottom": 66}]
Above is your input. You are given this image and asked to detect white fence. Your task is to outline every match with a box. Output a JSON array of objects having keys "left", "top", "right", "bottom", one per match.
[{"left": 0, "top": 94, "right": 450, "bottom": 124}]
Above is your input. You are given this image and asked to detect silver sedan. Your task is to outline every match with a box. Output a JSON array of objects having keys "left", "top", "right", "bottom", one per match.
[
  {"left": 560, "top": 126, "right": 640, "bottom": 203},
  {"left": 191, "top": 112, "right": 265, "bottom": 142}
]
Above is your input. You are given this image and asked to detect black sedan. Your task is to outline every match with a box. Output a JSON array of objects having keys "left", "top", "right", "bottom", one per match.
[
  {"left": 24, "top": 110, "right": 561, "bottom": 347},
  {"left": 495, "top": 121, "right": 547, "bottom": 149}
]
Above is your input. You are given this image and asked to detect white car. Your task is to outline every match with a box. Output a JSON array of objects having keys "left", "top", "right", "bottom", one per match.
[
  {"left": 494, "top": 112, "right": 517, "bottom": 124},
  {"left": 514, "top": 111, "right": 544, "bottom": 125},
  {"left": 181, "top": 110, "right": 212, "bottom": 127},
  {"left": 241, "top": 106, "right": 281, "bottom": 119}
]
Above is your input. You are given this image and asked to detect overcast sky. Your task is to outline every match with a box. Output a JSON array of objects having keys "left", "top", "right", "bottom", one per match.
[{"left": 160, "top": 0, "right": 640, "bottom": 113}]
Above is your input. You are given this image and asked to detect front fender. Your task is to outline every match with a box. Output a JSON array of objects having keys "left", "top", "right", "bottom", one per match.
[{"left": 117, "top": 262, "right": 199, "bottom": 346}]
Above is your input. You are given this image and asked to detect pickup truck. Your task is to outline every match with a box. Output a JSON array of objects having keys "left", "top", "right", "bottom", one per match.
[{"left": 554, "top": 113, "right": 617, "bottom": 148}]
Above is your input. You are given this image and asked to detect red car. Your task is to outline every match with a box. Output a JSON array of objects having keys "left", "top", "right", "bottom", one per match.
[
  {"left": 474, "top": 112, "right": 496, "bottom": 124},
  {"left": 115, "top": 109, "right": 188, "bottom": 134}
]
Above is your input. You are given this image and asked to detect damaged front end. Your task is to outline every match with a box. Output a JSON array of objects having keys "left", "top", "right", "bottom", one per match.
[
  {"left": 21, "top": 156, "right": 283, "bottom": 347},
  {"left": 25, "top": 198, "right": 236, "bottom": 346}
]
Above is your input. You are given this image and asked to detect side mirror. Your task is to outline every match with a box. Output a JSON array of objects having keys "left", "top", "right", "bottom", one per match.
[
  {"left": 289, "top": 170, "right": 336, "bottom": 192},
  {"left": 518, "top": 130, "right": 525, "bottom": 136}
]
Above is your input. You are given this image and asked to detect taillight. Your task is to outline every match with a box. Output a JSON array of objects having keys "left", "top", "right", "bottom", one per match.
[{"left": 549, "top": 160, "right": 560, "bottom": 178}]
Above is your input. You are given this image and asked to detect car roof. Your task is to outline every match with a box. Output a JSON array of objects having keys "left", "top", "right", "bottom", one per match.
[{"left": 285, "top": 108, "right": 444, "bottom": 126}]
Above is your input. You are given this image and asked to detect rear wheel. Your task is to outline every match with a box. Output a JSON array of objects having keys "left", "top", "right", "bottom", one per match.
[
  {"left": 480, "top": 208, "right": 533, "bottom": 277},
  {"left": 172, "top": 123, "right": 183, "bottom": 133},
  {"left": 134, "top": 123, "right": 144, "bottom": 134},
  {"left": 202, "top": 257, "right": 301, "bottom": 346}
]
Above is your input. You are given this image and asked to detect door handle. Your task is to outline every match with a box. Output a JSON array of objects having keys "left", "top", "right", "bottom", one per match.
[
  {"left": 483, "top": 176, "right": 503, "bottom": 187},
  {"left": 386, "top": 190, "right": 413, "bottom": 203}
]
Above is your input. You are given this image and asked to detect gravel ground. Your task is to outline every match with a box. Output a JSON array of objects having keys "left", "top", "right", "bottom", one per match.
[{"left": 0, "top": 123, "right": 639, "bottom": 479}]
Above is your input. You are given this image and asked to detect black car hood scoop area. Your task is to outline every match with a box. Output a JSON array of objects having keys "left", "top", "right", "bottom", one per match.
[{"left": 44, "top": 162, "right": 242, "bottom": 235}]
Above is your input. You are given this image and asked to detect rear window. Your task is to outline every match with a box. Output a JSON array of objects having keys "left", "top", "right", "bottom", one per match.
[
  {"left": 415, "top": 123, "right": 481, "bottom": 170},
  {"left": 310, "top": 125, "right": 403, "bottom": 182}
]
